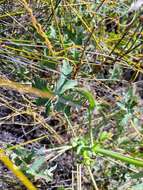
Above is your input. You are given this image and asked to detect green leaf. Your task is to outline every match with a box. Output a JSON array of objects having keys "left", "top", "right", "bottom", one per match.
[
  {"left": 119, "top": 113, "right": 131, "bottom": 126},
  {"left": 28, "top": 156, "right": 46, "bottom": 173},
  {"left": 35, "top": 97, "right": 49, "bottom": 106},
  {"left": 62, "top": 60, "right": 72, "bottom": 75},
  {"left": 131, "top": 171, "right": 143, "bottom": 179},
  {"left": 27, "top": 160, "right": 56, "bottom": 183},
  {"left": 55, "top": 60, "right": 77, "bottom": 94},
  {"left": 131, "top": 183, "right": 143, "bottom": 190},
  {"left": 99, "top": 131, "right": 110, "bottom": 142},
  {"left": 32, "top": 77, "right": 52, "bottom": 92},
  {"left": 54, "top": 100, "right": 67, "bottom": 112},
  {"left": 32, "top": 77, "right": 53, "bottom": 113},
  {"left": 59, "top": 80, "right": 77, "bottom": 94},
  {"left": 109, "top": 64, "right": 122, "bottom": 79}
]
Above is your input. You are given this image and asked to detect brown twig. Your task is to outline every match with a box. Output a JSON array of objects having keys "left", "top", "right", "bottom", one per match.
[{"left": 21, "top": 0, "right": 54, "bottom": 55}]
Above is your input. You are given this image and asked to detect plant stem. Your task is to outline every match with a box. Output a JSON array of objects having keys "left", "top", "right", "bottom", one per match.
[{"left": 94, "top": 147, "right": 143, "bottom": 167}]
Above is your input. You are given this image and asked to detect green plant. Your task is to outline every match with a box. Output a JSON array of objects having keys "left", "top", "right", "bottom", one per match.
[
  {"left": 1, "top": 0, "right": 143, "bottom": 189},
  {"left": 9, "top": 147, "right": 56, "bottom": 183}
]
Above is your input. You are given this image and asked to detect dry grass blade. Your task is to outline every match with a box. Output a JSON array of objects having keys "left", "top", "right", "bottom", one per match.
[
  {"left": 0, "top": 78, "right": 54, "bottom": 99},
  {"left": 0, "top": 149, "right": 37, "bottom": 190},
  {"left": 20, "top": 0, "right": 54, "bottom": 55}
]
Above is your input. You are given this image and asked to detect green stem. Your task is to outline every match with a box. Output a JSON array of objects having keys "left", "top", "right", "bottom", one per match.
[
  {"left": 88, "top": 111, "right": 93, "bottom": 146},
  {"left": 93, "top": 147, "right": 143, "bottom": 167}
]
